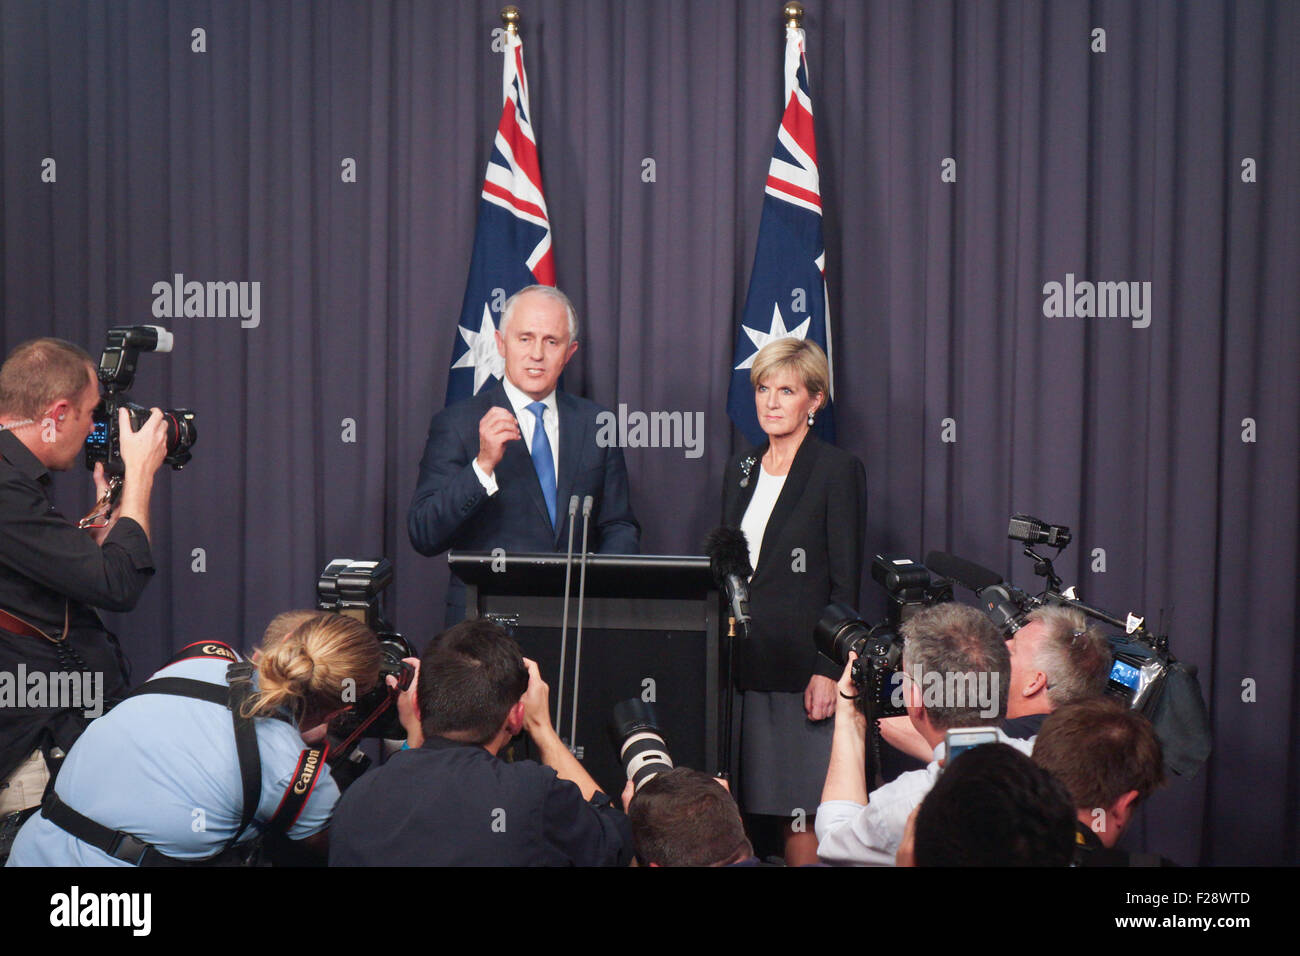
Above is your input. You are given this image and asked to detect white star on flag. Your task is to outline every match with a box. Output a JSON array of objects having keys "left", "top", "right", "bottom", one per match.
[
  {"left": 733, "top": 303, "right": 812, "bottom": 370},
  {"left": 451, "top": 304, "right": 505, "bottom": 394}
]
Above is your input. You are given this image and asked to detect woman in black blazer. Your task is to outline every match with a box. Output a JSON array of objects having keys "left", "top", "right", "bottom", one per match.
[{"left": 722, "top": 338, "right": 866, "bottom": 865}]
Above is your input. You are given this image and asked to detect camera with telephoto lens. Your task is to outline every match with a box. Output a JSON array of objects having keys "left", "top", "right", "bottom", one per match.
[
  {"left": 611, "top": 698, "right": 673, "bottom": 793},
  {"left": 316, "top": 558, "right": 416, "bottom": 787},
  {"left": 84, "top": 326, "right": 197, "bottom": 477},
  {"left": 813, "top": 554, "right": 953, "bottom": 718}
]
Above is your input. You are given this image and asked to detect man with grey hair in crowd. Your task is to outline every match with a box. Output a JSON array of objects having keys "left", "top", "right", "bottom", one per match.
[
  {"left": 879, "top": 603, "right": 1112, "bottom": 759},
  {"left": 1001, "top": 605, "right": 1111, "bottom": 739},
  {"left": 816, "top": 602, "right": 1031, "bottom": 866}
]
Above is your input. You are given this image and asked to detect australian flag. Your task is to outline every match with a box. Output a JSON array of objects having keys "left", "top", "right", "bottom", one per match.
[
  {"left": 727, "top": 22, "right": 835, "bottom": 446},
  {"left": 445, "top": 27, "right": 555, "bottom": 405}
]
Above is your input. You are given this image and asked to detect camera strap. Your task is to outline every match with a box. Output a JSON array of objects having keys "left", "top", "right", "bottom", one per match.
[
  {"left": 128, "top": 661, "right": 263, "bottom": 855},
  {"left": 160, "top": 639, "right": 240, "bottom": 667},
  {"left": 40, "top": 655, "right": 266, "bottom": 866},
  {"left": 76, "top": 477, "right": 120, "bottom": 530},
  {"left": 267, "top": 743, "right": 328, "bottom": 833},
  {"left": 0, "top": 603, "right": 70, "bottom": 644}
]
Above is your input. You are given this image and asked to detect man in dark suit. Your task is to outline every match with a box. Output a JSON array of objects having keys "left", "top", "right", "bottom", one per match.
[{"left": 408, "top": 285, "right": 640, "bottom": 623}]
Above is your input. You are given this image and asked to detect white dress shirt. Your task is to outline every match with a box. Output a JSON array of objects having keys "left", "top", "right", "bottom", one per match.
[
  {"left": 814, "top": 729, "right": 1035, "bottom": 866},
  {"left": 739, "top": 464, "right": 786, "bottom": 572},
  {"left": 471, "top": 377, "right": 560, "bottom": 496}
]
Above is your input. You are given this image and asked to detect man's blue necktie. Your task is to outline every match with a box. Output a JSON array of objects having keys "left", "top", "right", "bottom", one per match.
[{"left": 527, "top": 401, "right": 557, "bottom": 528}]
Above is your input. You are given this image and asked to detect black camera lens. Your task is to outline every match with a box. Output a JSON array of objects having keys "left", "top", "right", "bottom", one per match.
[
  {"left": 815, "top": 603, "right": 908, "bottom": 718},
  {"left": 814, "top": 602, "right": 871, "bottom": 667}
]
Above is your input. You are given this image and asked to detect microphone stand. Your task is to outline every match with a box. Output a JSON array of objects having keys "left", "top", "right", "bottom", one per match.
[
  {"left": 554, "top": 495, "right": 580, "bottom": 730},
  {"left": 718, "top": 612, "right": 745, "bottom": 780},
  {"left": 568, "top": 496, "right": 594, "bottom": 754}
]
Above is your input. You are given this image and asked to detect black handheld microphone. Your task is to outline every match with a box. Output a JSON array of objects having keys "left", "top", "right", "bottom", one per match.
[{"left": 704, "top": 527, "right": 753, "bottom": 628}]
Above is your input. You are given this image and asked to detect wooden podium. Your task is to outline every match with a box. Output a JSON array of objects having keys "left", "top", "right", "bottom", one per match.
[{"left": 449, "top": 552, "right": 723, "bottom": 797}]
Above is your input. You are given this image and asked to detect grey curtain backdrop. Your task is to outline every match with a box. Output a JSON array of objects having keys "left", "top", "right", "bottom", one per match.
[{"left": 1, "top": 0, "right": 1296, "bottom": 865}]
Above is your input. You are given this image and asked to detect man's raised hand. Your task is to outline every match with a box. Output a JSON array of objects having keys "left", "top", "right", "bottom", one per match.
[{"left": 476, "top": 406, "right": 522, "bottom": 476}]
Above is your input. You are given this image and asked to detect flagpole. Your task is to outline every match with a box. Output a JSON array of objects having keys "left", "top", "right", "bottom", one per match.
[
  {"left": 501, "top": 5, "right": 520, "bottom": 33},
  {"left": 784, "top": 1, "right": 803, "bottom": 29}
]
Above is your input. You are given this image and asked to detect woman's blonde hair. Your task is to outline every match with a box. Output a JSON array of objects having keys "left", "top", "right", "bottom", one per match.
[
  {"left": 245, "top": 611, "right": 381, "bottom": 721},
  {"left": 749, "top": 338, "right": 830, "bottom": 403}
]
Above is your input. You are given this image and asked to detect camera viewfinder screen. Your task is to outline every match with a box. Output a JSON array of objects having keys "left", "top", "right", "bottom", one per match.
[
  {"left": 1109, "top": 658, "right": 1141, "bottom": 692},
  {"left": 86, "top": 421, "right": 109, "bottom": 449}
]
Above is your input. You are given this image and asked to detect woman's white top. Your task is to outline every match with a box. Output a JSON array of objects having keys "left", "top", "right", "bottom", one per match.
[{"left": 740, "top": 464, "right": 787, "bottom": 573}]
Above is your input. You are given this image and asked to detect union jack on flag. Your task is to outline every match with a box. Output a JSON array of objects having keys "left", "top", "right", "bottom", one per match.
[
  {"left": 727, "top": 21, "right": 835, "bottom": 446},
  {"left": 445, "top": 27, "right": 555, "bottom": 405}
]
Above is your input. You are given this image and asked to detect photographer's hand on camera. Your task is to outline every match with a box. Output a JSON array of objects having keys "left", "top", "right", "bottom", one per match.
[
  {"left": 113, "top": 406, "right": 168, "bottom": 541},
  {"left": 390, "top": 656, "right": 422, "bottom": 747},
  {"left": 835, "top": 652, "right": 861, "bottom": 709},
  {"left": 520, "top": 656, "right": 552, "bottom": 735},
  {"left": 821, "top": 652, "right": 870, "bottom": 806},
  {"left": 521, "top": 657, "right": 604, "bottom": 802}
]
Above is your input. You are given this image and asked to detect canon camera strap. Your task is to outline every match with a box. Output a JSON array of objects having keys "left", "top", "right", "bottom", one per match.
[{"left": 42, "top": 644, "right": 272, "bottom": 865}]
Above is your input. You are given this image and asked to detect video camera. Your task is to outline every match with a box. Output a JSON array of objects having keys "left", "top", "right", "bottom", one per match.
[
  {"left": 927, "top": 515, "right": 1211, "bottom": 777},
  {"left": 83, "top": 325, "right": 197, "bottom": 479},
  {"left": 929, "top": 515, "right": 1166, "bottom": 710}
]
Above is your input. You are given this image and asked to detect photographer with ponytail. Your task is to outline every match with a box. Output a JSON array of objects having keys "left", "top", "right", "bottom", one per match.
[{"left": 5, "top": 611, "right": 381, "bottom": 866}]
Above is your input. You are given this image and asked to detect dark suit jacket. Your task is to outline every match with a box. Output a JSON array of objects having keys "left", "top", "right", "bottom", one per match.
[
  {"left": 408, "top": 379, "right": 640, "bottom": 618},
  {"left": 328, "top": 736, "right": 633, "bottom": 867},
  {"left": 722, "top": 433, "right": 866, "bottom": 692}
]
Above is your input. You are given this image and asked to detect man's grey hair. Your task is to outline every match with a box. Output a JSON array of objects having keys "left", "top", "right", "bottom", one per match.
[
  {"left": 901, "top": 602, "right": 1010, "bottom": 730},
  {"left": 1024, "top": 605, "right": 1111, "bottom": 707},
  {"left": 498, "top": 285, "right": 579, "bottom": 342}
]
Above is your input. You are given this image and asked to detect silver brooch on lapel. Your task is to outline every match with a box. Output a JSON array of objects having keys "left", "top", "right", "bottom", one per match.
[{"left": 738, "top": 454, "right": 758, "bottom": 488}]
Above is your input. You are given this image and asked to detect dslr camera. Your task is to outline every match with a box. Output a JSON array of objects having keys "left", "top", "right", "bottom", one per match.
[
  {"left": 814, "top": 554, "right": 952, "bottom": 719},
  {"left": 84, "top": 325, "right": 197, "bottom": 477},
  {"left": 316, "top": 558, "right": 417, "bottom": 787}
]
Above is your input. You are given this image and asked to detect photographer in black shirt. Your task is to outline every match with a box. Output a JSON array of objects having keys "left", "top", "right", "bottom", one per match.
[{"left": 0, "top": 338, "right": 168, "bottom": 853}]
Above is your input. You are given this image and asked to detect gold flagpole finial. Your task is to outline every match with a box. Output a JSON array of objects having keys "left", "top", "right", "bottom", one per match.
[
  {"left": 783, "top": 1, "right": 804, "bottom": 29},
  {"left": 501, "top": 5, "right": 521, "bottom": 35}
]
